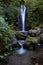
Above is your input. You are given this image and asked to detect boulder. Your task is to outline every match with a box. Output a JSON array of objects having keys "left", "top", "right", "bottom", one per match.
[
  {"left": 23, "top": 36, "right": 38, "bottom": 50},
  {"left": 28, "top": 28, "right": 40, "bottom": 36}
]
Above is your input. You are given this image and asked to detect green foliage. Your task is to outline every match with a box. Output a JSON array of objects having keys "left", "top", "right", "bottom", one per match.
[
  {"left": 10, "top": 0, "right": 43, "bottom": 28},
  {"left": 0, "top": 17, "right": 16, "bottom": 59},
  {"left": 26, "top": 0, "right": 43, "bottom": 28},
  {"left": 25, "top": 36, "right": 38, "bottom": 44}
]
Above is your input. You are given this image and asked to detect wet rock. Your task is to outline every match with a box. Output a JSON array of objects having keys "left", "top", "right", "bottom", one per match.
[
  {"left": 15, "top": 32, "right": 27, "bottom": 40},
  {"left": 28, "top": 29, "right": 40, "bottom": 36},
  {"left": 12, "top": 43, "right": 21, "bottom": 50}
]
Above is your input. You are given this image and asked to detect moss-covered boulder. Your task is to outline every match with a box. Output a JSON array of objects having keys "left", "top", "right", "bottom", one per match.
[
  {"left": 23, "top": 36, "right": 38, "bottom": 50},
  {"left": 25, "top": 36, "right": 38, "bottom": 44}
]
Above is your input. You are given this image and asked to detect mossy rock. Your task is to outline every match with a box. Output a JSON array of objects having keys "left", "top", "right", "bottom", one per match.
[
  {"left": 25, "top": 36, "right": 38, "bottom": 44},
  {"left": 23, "top": 36, "right": 38, "bottom": 50},
  {"left": 15, "top": 32, "right": 26, "bottom": 40}
]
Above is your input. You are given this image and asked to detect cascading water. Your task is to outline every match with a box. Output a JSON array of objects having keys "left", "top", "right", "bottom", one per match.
[
  {"left": 21, "top": 5, "right": 26, "bottom": 31},
  {"left": 16, "top": 40, "right": 27, "bottom": 54},
  {"left": 15, "top": 5, "right": 27, "bottom": 55},
  {"left": 18, "top": 5, "right": 26, "bottom": 31}
]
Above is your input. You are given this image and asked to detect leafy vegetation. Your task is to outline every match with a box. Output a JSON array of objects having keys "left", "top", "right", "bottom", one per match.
[
  {"left": 0, "top": 0, "right": 43, "bottom": 60},
  {"left": 26, "top": 0, "right": 43, "bottom": 28},
  {"left": 0, "top": 17, "right": 16, "bottom": 59},
  {"left": 0, "top": 0, "right": 43, "bottom": 29},
  {"left": 25, "top": 36, "right": 38, "bottom": 44}
]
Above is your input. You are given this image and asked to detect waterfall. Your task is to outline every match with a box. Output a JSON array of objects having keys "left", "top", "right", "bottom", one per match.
[
  {"left": 18, "top": 5, "right": 26, "bottom": 31},
  {"left": 15, "top": 5, "right": 27, "bottom": 55},
  {"left": 21, "top": 5, "right": 26, "bottom": 31}
]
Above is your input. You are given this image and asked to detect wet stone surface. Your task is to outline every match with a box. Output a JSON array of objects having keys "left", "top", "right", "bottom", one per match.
[
  {"left": 7, "top": 51, "right": 37, "bottom": 65},
  {"left": 8, "top": 47, "right": 43, "bottom": 65}
]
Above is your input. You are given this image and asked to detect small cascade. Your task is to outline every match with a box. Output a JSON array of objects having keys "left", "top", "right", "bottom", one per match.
[{"left": 16, "top": 40, "right": 27, "bottom": 55}]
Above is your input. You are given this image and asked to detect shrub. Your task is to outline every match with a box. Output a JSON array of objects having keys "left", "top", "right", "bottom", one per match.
[{"left": 0, "top": 17, "right": 16, "bottom": 59}]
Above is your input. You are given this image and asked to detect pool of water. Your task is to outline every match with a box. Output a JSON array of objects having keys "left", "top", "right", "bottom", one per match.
[{"left": 15, "top": 40, "right": 27, "bottom": 55}]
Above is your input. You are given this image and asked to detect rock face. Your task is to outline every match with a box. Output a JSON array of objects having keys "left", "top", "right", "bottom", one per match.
[
  {"left": 29, "top": 29, "right": 40, "bottom": 36},
  {"left": 29, "top": 29, "right": 38, "bottom": 33}
]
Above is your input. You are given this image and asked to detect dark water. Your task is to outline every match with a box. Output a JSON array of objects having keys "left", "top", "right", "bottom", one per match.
[
  {"left": 15, "top": 40, "right": 27, "bottom": 55},
  {"left": 7, "top": 47, "right": 43, "bottom": 65},
  {"left": 7, "top": 51, "right": 38, "bottom": 65}
]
